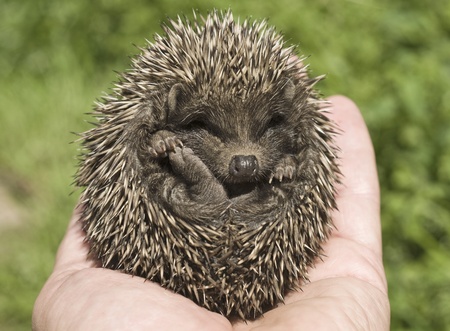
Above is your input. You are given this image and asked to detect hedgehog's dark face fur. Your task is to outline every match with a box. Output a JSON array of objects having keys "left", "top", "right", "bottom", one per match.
[
  {"left": 77, "top": 10, "right": 340, "bottom": 321},
  {"left": 166, "top": 82, "right": 298, "bottom": 198}
]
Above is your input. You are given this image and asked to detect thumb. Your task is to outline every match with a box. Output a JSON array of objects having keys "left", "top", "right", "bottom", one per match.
[{"left": 53, "top": 205, "right": 96, "bottom": 272}]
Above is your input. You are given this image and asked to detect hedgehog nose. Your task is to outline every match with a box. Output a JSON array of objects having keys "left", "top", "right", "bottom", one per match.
[{"left": 229, "top": 155, "right": 258, "bottom": 178}]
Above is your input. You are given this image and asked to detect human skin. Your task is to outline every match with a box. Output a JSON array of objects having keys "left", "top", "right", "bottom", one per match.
[{"left": 32, "top": 95, "right": 390, "bottom": 331}]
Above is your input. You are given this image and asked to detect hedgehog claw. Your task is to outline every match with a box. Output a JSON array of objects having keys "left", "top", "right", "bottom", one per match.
[
  {"left": 155, "top": 140, "right": 167, "bottom": 154},
  {"left": 167, "top": 137, "right": 183, "bottom": 150},
  {"left": 270, "top": 160, "right": 296, "bottom": 183},
  {"left": 149, "top": 131, "right": 183, "bottom": 158},
  {"left": 148, "top": 148, "right": 160, "bottom": 158}
]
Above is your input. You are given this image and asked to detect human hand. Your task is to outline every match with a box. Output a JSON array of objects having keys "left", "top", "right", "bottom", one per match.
[
  {"left": 234, "top": 95, "right": 390, "bottom": 330},
  {"left": 32, "top": 96, "right": 390, "bottom": 331}
]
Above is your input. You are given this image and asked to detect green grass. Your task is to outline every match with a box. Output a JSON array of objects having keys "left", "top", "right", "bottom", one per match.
[{"left": 1, "top": 0, "right": 449, "bottom": 329}]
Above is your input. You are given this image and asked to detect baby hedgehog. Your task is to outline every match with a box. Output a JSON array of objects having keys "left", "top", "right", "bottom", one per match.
[{"left": 76, "top": 9, "right": 340, "bottom": 320}]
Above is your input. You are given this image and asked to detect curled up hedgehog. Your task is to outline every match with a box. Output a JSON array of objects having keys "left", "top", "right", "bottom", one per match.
[{"left": 76, "top": 10, "right": 340, "bottom": 320}]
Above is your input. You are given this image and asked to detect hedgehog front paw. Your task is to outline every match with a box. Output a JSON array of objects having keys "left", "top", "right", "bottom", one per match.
[
  {"left": 148, "top": 130, "right": 183, "bottom": 158},
  {"left": 269, "top": 156, "right": 296, "bottom": 183},
  {"left": 169, "top": 147, "right": 228, "bottom": 202},
  {"left": 169, "top": 147, "right": 213, "bottom": 182}
]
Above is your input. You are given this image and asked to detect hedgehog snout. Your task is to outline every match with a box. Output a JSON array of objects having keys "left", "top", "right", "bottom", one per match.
[{"left": 229, "top": 155, "right": 259, "bottom": 179}]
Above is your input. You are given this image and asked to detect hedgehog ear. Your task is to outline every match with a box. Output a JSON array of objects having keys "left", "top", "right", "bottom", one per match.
[
  {"left": 168, "top": 83, "right": 187, "bottom": 113},
  {"left": 281, "top": 78, "right": 296, "bottom": 103}
]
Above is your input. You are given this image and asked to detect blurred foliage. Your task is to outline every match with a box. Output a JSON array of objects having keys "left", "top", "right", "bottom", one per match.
[{"left": 0, "top": 0, "right": 449, "bottom": 329}]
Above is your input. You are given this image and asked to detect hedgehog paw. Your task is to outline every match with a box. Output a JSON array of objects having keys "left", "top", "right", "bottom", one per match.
[
  {"left": 169, "top": 146, "right": 211, "bottom": 181},
  {"left": 148, "top": 131, "right": 183, "bottom": 158},
  {"left": 269, "top": 157, "right": 296, "bottom": 183},
  {"left": 169, "top": 146, "right": 228, "bottom": 202}
]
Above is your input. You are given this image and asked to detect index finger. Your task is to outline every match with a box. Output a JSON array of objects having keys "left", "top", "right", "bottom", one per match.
[{"left": 327, "top": 95, "right": 381, "bottom": 255}]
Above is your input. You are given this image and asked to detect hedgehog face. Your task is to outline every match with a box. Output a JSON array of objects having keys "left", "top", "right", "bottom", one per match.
[{"left": 168, "top": 81, "right": 299, "bottom": 198}]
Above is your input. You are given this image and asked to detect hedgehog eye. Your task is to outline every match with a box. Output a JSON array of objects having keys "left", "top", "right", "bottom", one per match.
[
  {"left": 267, "top": 114, "right": 285, "bottom": 129},
  {"left": 182, "top": 119, "right": 208, "bottom": 131}
]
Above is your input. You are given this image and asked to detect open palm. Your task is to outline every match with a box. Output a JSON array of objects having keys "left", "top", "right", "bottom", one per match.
[{"left": 33, "top": 96, "right": 390, "bottom": 331}]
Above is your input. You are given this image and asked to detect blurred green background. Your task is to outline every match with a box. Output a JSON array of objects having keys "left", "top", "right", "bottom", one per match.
[{"left": 1, "top": 0, "right": 449, "bottom": 329}]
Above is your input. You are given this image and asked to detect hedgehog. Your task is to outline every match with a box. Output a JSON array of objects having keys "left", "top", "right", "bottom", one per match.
[{"left": 76, "top": 9, "right": 340, "bottom": 320}]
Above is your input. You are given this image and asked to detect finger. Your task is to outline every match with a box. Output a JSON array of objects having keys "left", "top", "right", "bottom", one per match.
[
  {"left": 53, "top": 205, "right": 96, "bottom": 271},
  {"left": 326, "top": 95, "right": 381, "bottom": 255},
  {"left": 306, "top": 96, "right": 387, "bottom": 292}
]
